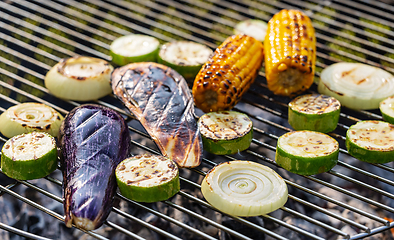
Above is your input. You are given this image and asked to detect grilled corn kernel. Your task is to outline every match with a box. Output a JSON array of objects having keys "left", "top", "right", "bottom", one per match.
[
  {"left": 192, "top": 34, "right": 264, "bottom": 113},
  {"left": 264, "top": 9, "right": 316, "bottom": 96}
]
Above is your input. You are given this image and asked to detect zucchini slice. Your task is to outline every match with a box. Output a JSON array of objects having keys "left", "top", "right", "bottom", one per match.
[
  {"left": 346, "top": 120, "right": 394, "bottom": 164},
  {"left": 276, "top": 131, "right": 339, "bottom": 175},
  {"left": 198, "top": 111, "right": 253, "bottom": 155},
  {"left": 110, "top": 34, "right": 160, "bottom": 66},
  {"left": 158, "top": 41, "right": 213, "bottom": 83},
  {"left": 201, "top": 160, "right": 288, "bottom": 216},
  {"left": 1, "top": 132, "right": 58, "bottom": 180},
  {"left": 0, "top": 102, "right": 63, "bottom": 138},
  {"left": 115, "top": 154, "right": 180, "bottom": 203},
  {"left": 234, "top": 19, "right": 268, "bottom": 42},
  {"left": 380, "top": 96, "right": 394, "bottom": 124},
  {"left": 288, "top": 94, "right": 340, "bottom": 133},
  {"left": 45, "top": 56, "right": 113, "bottom": 101}
]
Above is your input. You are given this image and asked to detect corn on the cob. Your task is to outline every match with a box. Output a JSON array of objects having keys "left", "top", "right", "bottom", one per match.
[
  {"left": 264, "top": 9, "right": 316, "bottom": 96},
  {"left": 192, "top": 34, "right": 264, "bottom": 113}
]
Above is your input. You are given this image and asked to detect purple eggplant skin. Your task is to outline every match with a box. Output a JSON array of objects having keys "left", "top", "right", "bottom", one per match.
[{"left": 59, "top": 104, "right": 131, "bottom": 231}]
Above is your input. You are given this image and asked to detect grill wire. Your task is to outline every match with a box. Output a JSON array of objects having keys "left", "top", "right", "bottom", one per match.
[{"left": 1, "top": 0, "right": 394, "bottom": 239}]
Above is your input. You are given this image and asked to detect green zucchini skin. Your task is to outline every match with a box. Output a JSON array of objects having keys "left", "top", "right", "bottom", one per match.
[
  {"left": 116, "top": 154, "right": 180, "bottom": 203},
  {"left": 275, "top": 131, "right": 339, "bottom": 176},
  {"left": 157, "top": 55, "right": 200, "bottom": 83},
  {"left": 380, "top": 96, "right": 394, "bottom": 124},
  {"left": 288, "top": 94, "right": 340, "bottom": 133},
  {"left": 201, "top": 129, "right": 253, "bottom": 155},
  {"left": 1, "top": 132, "right": 58, "bottom": 180},
  {"left": 346, "top": 121, "right": 394, "bottom": 164}
]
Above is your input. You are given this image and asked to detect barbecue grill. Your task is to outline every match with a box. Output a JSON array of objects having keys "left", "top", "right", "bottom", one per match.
[{"left": 1, "top": 0, "right": 394, "bottom": 239}]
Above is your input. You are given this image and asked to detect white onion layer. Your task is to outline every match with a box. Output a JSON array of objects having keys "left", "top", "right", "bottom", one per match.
[
  {"left": 318, "top": 62, "right": 394, "bottom": 110},
  {"left": 0, "top": 102, "right": 63, "bottom": 138},
  {"left": 201, "top": 160, "right": 288, "bottom": 216}
]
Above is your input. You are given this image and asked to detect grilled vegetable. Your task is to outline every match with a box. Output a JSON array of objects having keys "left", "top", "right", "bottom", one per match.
[
  {"left": 110, "top": 34, "right": 160, "bottom": 66},
  {"left": 158, "top": 41, "right": 213, "bottom": 84},
  {"left": 234, "top": 19, "right": 268, "bottom": 42},
  {"left": 112, "top": 62, "right": 202, "bottom": 168},
  {"left": 264, "top": 9, "right": 316, "bottom": 96},
  {"left": 1, "top": 132, "right": 58, "bottom": 180},
  {"left": 276, "top": 131, "right": 339, "bottom": 175},
  {"left": 45, "top": 56, "right": 113, "bottom": 101},
  {"left": 380, "top": 96, "right": 394, "bottom": 124},
  {"left": 59, "top": 104, "right": 131, "bottom": 230},
  {"left": 198, "top": 111, "right": 253, "bottom": 155},
  {"left": 288, "top": 94, "right": 341, "bottom": 133},
  {"left": 201, "top": 160, "right": 288, "bottom": 216},
  {"left": 318, "top": 62, "right": 394, "bottom": 110},
  {"left": 192, "top": 34, "right": 264, "bottom": 113},
  {"left": 116, "top": 154, "right": 180, "bottom": 203},
  {"left": 346, "top": 121, "right": 394, "bottom": 164},
  {"left": 0, "top": 102, "right": 63, "bottom": 138}
]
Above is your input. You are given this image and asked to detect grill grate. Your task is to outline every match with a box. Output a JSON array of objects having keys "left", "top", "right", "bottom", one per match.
[{"left": 1, "top": 0, "right": 394, "bottom": 239}]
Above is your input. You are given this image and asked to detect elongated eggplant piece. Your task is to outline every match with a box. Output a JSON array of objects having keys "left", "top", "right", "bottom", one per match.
[
  {"left": 112, "top": 62, "right": 202, "bottom": 168},
  {"left": 59, "top": 104, "right": 131, "bottom": 230}
]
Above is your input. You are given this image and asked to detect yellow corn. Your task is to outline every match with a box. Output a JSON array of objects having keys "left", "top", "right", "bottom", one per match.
[
  {"left": 264, "top": 9, "right": 316, "bottom": 96},
  {"left": 192, "top": 34, "right": 264, "bottom": 113}
]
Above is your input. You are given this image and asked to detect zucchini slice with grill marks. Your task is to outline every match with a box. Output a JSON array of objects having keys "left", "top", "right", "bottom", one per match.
[
  {"left": 198, "top": 111, "right": 253, "bottom": 155},
  {"left": 380, "top": 96, "right": 394, "bottom": 124},
  {"left": 110, "top": 34, "right": 160, "bottom": 66},
  {"left": 276, "top": 131, "right": 339, "bottom": 175},
  {"left": 158, "top": 41, "right": 213, "bottom": 83},
  {"left": 115, "top": 154, "right": 180, "bottom": 203},
  {"left": 1, "top": 132, "right": 58, "bottom": 180},
  {"left": 288, "top": 94, "right": 341, "bottom": 133},
  {"left": 346, "top": 120, "right": 394, "bottom": 164}
]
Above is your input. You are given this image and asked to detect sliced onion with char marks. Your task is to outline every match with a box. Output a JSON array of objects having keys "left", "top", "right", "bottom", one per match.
[
  {"left": 0, "top": 102, "right": 63, "bottom": 138},
  {"left": 201, "top": 160, "right": 288, "bottom": 216},
  {"left": 45, "top": 56, "right": 113, "bottom": 101},
  {"left": 318, "top": 62, "right": 394, "bottom": 110}
]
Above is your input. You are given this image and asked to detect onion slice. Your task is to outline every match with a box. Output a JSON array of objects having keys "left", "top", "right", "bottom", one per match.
[
  {"left": 45, "top": 56, "right": 113, "bottom": 101},
  {"left": 0, "top": 102, "right": 63, "bottom": 138},
  {"left": 201, "top": 160, "right": 288, "bottom": 216},
  {"left": 318, "top": 62, "right": 394, "bottom": 110}
]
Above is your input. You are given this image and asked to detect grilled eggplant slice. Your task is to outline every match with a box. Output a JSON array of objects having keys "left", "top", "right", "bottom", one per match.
[
  {"left": 59, "top": 104, "right": 131, "bottom": 230},
  {"left": 112, "top": 62, "right": 202, "bottom": 168}
]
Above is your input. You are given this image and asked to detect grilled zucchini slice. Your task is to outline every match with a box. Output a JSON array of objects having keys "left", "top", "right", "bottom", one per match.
[{"left": 380, "top": 96, "right": 394, "bottom": 124}]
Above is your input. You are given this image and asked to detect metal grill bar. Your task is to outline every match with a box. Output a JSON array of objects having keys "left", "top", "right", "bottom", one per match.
[{"left": 1, "top": 0, "right": 394, "bottom": 239}]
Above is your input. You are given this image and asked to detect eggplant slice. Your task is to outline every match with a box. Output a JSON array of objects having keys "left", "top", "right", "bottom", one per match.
[
  {"left": 59, "top": 104, "right": 131, "bottom": 230},
  {"left": 112, "top": 62, "right": 202, "bottom": 168}
]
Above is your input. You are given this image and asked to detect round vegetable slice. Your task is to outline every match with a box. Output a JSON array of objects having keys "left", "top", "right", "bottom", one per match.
[
  {"left": 0, "top": 102, "right": 63, "bottom": 138},
  {"left": 198, "top": 111, "right": 253, "bottom": 155},
  {"left": 45, "top": 56, "right": 113, "bottom": 101},
  {"left": 380, "top": 96, "right": 394, "bottom": 124},
  {"left": 234, "top": 19, "right": 268, "bottom": 42},
  {"left": 346, "top": 121, "right": 394, "bottom": 164},
  {"left": 288, "top": 94, "right": 341, "bottom": 133},
  {"left": 110, "top": 34, "right": 160, "bottom": 66},
  {"left": 318, "top": 62, "right": 394, "bottom": 110},
  {"left": 1, "top": 132, "right": 58, "bottom": 180},
  {"left": 158, "top": 41, "right": 213, "bottom": 83},
  {"left": 201, "top": 160, "right": 288, "bottom": 216},
  {"left": 276, "top": 131, "right": 339, "bottom": 175},
  {"left": 115, "top": 154, "right": 180, "bottom": 203}
]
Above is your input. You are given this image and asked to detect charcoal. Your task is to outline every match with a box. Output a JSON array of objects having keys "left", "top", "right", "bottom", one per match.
[{"left": 219, "top": 216, "right": 265, "bottom": 240}]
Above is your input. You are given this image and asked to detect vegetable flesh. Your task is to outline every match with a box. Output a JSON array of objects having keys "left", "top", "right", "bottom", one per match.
[
  {"left": 0, "top": 102, "right": 63, "bottom": 138},
  {"left": 380, "top": 96, "right": 394, "bottom": 124},
  {"left": 59, "top": 104, "right": 131, "bottom": 230},
  {"left": 192, "top": 34, "right": 264, "bottom": 113},
  {"left": 201, "top": 160, "right": 288, "bottom": 216},
  {"left": 288, "top": 94, "right": 340, "bottom": 133},
  {"left": 264, "top": 9, "right": 316, "bottom": 96},
  {"left": 346, "top": 121, "right": 394, "bottom": 164},
  {"left": 276, "top": 131, "right": 339, "bottom": 175},
  {"left": 318, "top": 62, "right": 394, "bottom": 110},
  {"left": 234, "top": 19, "right": 268, "bottom": 42},
  {"left": 198, "top": 111, "right": 253, "bottom": 155},
  {"left": 1, "top": 132, "right": 57, "bottom": 180},
  {"left": 116, "top": 154, "right": 180, "bottom": 202},
  {"left": 112, "top": 62, "right": 202, "bottom": 168}
]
